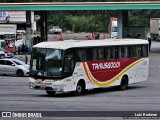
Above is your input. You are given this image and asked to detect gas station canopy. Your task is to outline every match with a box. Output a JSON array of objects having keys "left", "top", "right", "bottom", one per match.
[{"left": 1, "top": 1, "right": 160, "bottom": 11}]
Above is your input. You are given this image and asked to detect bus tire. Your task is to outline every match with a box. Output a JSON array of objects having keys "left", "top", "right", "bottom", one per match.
[
  {"left": 46, "top": 91, "right": 56, "bottom": 96},
  {"left": 119, "top": 76, "right": 128, "bottom": 90},
  {"left": 73, "top": 81, "right": 85, "bottom": 96},
  {"left": 16, "top": 69, "right": 24, "bottom": 77}
]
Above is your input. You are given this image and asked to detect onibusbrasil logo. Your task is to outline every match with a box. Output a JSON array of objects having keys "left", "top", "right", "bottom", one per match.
[{"left": 2, "top": 112, "right": 42, "bottom": 118}]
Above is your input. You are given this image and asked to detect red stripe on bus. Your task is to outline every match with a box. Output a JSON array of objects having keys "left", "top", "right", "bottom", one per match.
[
  {"left": 82, "top": 62, "right": 94, "bottom": 84},
  {"left": 86, "top": 58, "right": 140, "bottom": 82}
]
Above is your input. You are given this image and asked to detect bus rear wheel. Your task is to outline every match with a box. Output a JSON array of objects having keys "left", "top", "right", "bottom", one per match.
[
  {"left": 73, "top": 81, "right": 85, "bottom": 96},
  {"left": 46, "top": 91, "right": 56, "bottom": 96},
  {"left": 119, "top": 76, "right": 128, "bottom": 90}
]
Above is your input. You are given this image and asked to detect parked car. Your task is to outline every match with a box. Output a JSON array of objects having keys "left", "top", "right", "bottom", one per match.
[
  {"left": 49, "top": 26, "right": 62, "bottom": 34},
  {"left": 0, "top": 47, "right": 5, "bottom": 59},
  {"left": 0, "top": 47, "right": 13, "bottom": 58},
  {"left": 0, "top": 58, "right": 29, "bottom": 77}
]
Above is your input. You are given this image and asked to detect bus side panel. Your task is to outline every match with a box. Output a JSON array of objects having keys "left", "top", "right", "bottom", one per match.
[
  {"left": 80, "top": 58, "right": 149, "bottom": 88},
  {"left": 128, "top": 58, "right": 149, "bottom": 84},
  {"left": 70, "top": 62, "right": 96, "bottom": 91}
]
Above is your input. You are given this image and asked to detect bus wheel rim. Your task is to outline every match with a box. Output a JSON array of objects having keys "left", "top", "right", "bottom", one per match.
[{"left": 77, "top": 85, "right": 82, "bottom": 93}]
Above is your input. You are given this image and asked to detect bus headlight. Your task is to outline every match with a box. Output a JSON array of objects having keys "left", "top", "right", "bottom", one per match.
[{"left": 53, "top": 84, "right": 64, "bottom": 91}]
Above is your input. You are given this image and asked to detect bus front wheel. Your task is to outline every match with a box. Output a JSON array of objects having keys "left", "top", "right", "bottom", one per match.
[
  {"left": 73, "top": 81, "right": 85, "bottom": 96},
  {"left": 119, "top": 76, "right": 128, "bottom": 90}
]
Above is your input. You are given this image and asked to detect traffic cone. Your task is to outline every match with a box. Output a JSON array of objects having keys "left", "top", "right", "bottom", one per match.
[
  {"left": 92, "top": 33, "right": 95, "bottom": 39},
  {"left": 102, "top": 34, "right": 106, "bottom": 39},
  {"left": 87, "top": 33, "right": 91, "bottom": 40},
  {"left": 59, "top": 33, "right": 63, "bottom": 41}
]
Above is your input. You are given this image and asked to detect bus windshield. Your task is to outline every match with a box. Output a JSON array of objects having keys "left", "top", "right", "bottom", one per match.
[{"left": 30, "top": 48, "right": 64, "bottom": 78}]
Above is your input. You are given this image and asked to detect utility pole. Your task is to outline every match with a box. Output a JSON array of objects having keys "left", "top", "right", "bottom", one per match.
[
  {"left": 26, "top": 11, "right": 32, "bottom": 53},
  {"left": 40, "top": 11, "right": 47, "bottom": 42}
]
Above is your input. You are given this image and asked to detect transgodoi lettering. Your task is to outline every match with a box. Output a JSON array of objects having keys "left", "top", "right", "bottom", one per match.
[{"left": 92, "top": 62, "right": 120, "bottom": 70}]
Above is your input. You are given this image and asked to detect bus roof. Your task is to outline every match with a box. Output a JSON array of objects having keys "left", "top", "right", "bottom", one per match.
[{"left": 33, "top": 39, "right": 148, "bottom": 50}]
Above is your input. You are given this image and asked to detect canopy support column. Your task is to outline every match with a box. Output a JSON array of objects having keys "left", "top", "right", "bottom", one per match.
[{"left": 40, "top": 11, "right": 47, "bottom": 42}]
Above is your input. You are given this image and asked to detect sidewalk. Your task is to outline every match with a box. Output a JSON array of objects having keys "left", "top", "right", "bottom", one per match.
[{"left": 13, "top": 54, "right": 31, "bottom": 65}]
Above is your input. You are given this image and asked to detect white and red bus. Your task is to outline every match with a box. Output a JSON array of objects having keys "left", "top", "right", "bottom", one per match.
[{"left": 29, "top": 39, "right": 149, "bottom": 96}]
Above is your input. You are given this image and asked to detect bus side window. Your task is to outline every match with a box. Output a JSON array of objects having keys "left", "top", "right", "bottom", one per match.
[
  {"left": 119, "top": 46, "right": 129, "bottom": 59},
  {"left": 105, "top": 46, "right": 118, "bottom": 60},
  {"left": 86, "top": 48, "right": 91, "bottom": 61},
  {"left": 137, "top": 46, "right": 142, "bottom": 57},
  {"left": 130, "top": 46, "right": 137, "bottom": 58},
  {"left": 110, "top": 46, "right": 118, "bottom": 59},
  {"left": 119, "top": 46, "right": 124, "bottom": 59},
  {"left": 142, "top": 45, "right": 148, "bottom": 57},
  {"left": 64, "top": 58, "right": 71, "bottom": 72},
  {"left": 77, "top": 49, "right": 86, "bottom": 62},
  {"left": 77, "top": 48, "right": 91, "bottom": 62},
  {"left": 131, "top": 46, "right": 142, "bottom": 58},
  {"left": 125, "top": 47, "right": 130, "bottom": 58},
  {"left": 105, "top": 47, "right": 111, "bottom": 59},
  {"left": 64, "top": 49, "right": 75, "bottom": 72},
  {"left": 92, "top": 47, "right": 104, "bottom": 61},
  {"left": 92, "top": 48, "right": 97, "bottom": 61},
  {"left": 97, "top": 48, "right": 105, "bottom": 60}
]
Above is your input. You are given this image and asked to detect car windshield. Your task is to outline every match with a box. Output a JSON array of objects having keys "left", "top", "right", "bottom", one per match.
[
  {"left": 30, "top": 48, "right": 64, "bottom": 78},
  {"left": 0, "top": 48, "right": 4, "bottom": 51},
  {"left": 12, "top": 59, "right": 25, "bottom": 65}
]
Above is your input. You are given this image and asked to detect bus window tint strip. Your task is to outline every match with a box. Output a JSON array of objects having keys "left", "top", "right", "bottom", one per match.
[{"left": 77, "top": 44, "right": 148, "bottom": 62}]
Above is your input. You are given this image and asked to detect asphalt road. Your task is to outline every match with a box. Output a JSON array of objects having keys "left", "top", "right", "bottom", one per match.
[{"left": 0, "top": 41, "right": 160, "bottom": 120}]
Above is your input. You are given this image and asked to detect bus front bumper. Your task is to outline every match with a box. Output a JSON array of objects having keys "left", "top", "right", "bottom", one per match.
[{"left": 29, "top": 82, "right": 65, "bottom": 92}]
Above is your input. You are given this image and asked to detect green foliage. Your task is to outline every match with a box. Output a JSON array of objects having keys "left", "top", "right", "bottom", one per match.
[
  {"left": 48, "top": 14, "right": 96, "bottom": 32},
  {"left": 47, "top": 10, "right": 117, "bottom": 33},
  {"left": 68, "top": 15, "right": 94, "bottom": 32}
]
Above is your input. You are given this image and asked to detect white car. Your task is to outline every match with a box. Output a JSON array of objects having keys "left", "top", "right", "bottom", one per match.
[
  {"left": 0, "top": 47, "right": 5, "bottom": 59},
  {"left": 49, "top": 26, "right": 62, "bottom": 34},
  {"left": 0, "top": 58, "right": 29, "bottom": 77},
  {"left": 0, "top": 47, "right": 13, "bottom": 58}
]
